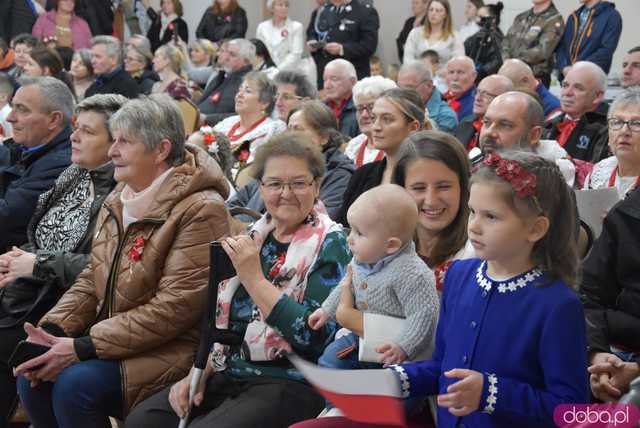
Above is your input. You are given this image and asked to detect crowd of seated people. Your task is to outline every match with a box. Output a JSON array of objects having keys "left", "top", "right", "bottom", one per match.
[{"left": 0, "top": 1, "right": 639, "bottom": 427}]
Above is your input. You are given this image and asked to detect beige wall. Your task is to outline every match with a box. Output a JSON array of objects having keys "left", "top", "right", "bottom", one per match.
[{"left": 177, "top": 0, "right": 635, "bottom": 78}]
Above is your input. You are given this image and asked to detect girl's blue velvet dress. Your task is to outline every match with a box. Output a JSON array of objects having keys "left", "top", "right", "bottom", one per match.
[{"left": 391, "top": 258, "right": 589, "bottom": 428}]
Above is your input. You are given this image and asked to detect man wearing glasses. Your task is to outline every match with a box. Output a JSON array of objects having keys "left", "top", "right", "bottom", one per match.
[
  {"left": 273, "top": 70, "right": 318, "bottom": 122},
  {"left": 543, "top": 61, "right": 609, "bottom": 163},
  {"left": 452, "top": 74, "right": 513, "bottom": 152}
]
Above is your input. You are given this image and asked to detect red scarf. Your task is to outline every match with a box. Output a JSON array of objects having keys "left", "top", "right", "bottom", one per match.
[
  {"left": 556, "top": 117, "right": 578, "bottom": 147},
  {"left": 444, "top": 91, "right": 461, "bottom": 114},
  {"left": 467, "top": 117, "right": 483, "bottom": 151},
  {"left": 328, "top": 97, "right": 350, "bottom": 124},
  {"left": 227, "top": 116, "right": 268, "bottom": 143},
  {"left": 354, "top": 137, "right": 384, "bottom": 167}
]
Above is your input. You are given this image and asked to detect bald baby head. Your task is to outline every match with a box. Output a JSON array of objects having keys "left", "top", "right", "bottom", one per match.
[{"left": 347, "top": 184, "right": 418, "bottom": 263}]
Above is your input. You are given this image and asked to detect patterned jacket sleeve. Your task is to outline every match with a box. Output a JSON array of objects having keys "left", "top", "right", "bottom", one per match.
[
  {"left": 266, "top": 231, "right": 351, "bottom": 360},
  {"left": 519, "top": 15, "right": 564, "bottom": 66}
]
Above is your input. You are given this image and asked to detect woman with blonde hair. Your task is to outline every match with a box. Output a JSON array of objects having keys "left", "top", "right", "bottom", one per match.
[
  {"left": 403, "top": 0, "right": 464, "bottom": 66},
  {"left": 151, "top": 44, "right": 190, "bottom": 100}
]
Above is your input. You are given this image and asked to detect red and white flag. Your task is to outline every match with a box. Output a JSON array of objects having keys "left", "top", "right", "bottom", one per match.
[{"left": 288, "top": 354, "right": 407, "bottom": 427}]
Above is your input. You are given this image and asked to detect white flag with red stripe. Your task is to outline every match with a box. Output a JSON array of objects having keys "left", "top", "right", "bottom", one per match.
[{"left": 288, "top": 354, "right": 407, "bottom": 427}]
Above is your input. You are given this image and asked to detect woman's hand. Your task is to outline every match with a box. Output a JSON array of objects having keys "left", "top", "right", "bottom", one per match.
[
  {"left": 15, "top": 323, "right": 79, "bottom": 385},
  {"left": 437, "top": 369, "right": 484, "bottom": 417},
  {"left": 588, "top": 352, "right": 623, "bottom": 402},
  {"left": 588, "top": 353, "right": 639, "bottom": 401},
  {"left": 308, "top": 308, "right": 330, "bottom": 330},
  {"left": 0, "top": 248, "right": 36, "bottom": 288},
  {"left": 376, "top": 342, "right": 408, "bottom": 366},
  {"left": 169, "top": 366, "right": 210, "bottom": 419},
  {"left": 221, "top": 235, "right": 264, "bottom": 289}
]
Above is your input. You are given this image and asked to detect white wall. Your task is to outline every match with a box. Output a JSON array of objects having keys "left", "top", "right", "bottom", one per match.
[{"left": 176, "top": 0, "right": 637, "bottom": 78}]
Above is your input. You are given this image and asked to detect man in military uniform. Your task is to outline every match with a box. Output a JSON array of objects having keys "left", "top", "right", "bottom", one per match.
[
  {"left": 502, "top": 0, "right": 564, "bottom": 88},
  {"left": 306, "top": 0, "right": 379, "bottom": 88}
]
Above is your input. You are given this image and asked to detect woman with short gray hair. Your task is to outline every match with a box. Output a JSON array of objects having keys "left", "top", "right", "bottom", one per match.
[
  {"left": 345, "top": 76, "right": 398, "bottom": 167},
  {"left": 212, "top": 71, "right": 286, "bottom": 178},
  {"left": 584, "top": 88, "right": 640, "bottom": 198},
  {"left": 15, "top": 94, "right": 231, "bottom": 427}
]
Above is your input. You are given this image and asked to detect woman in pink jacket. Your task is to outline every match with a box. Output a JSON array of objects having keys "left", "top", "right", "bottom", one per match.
[{"left": 32, "top": 0, "right": 92, "bottom": 50}]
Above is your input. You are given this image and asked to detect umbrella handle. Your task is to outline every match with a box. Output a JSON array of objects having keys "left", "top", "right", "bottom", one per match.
[{"left": 177, "top": 367, "right": 204, "bottom": 428}]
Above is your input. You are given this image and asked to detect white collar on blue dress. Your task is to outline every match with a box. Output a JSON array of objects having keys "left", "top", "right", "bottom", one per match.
[{"left": 475, "top": 261, "right": 543, "bottom": 294}]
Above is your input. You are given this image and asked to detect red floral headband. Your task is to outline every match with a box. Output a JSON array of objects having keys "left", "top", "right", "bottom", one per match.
[{"left": 482, "top": 153, "right": 537, "bottom": 199}]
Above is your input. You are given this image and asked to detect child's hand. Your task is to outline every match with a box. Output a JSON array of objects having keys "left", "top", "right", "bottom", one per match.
[
  {"left": 376, "top": 342, "right": 408, "bottom": 366},
  {"left": 437, "top": 369, "right": 484, "bottom": 417},
  {"left": 308, "top": 308, "right": 330, "bottom": 330}
]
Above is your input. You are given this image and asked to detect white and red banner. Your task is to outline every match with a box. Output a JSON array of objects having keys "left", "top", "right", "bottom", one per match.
[{"left": 288, "top": 354, "right": 407, "bottom": 427}]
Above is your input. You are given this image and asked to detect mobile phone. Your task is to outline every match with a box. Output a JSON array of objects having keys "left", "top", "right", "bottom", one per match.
[{"left": 8, "top": 341, "right": 51, "bottom": 368}]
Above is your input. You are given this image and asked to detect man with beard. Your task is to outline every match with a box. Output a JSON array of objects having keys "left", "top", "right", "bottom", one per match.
[
  {"left": 543, "top": 61, "right": 609, "bottom": 163},
  {"left": 480, "top": 91, "right": 576, "bottom": 185}
]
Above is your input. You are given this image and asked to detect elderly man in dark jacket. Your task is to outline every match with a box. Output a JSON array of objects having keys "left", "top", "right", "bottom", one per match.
[
  {"left": 85, "top": 36, "right": 140, "bottom": 100},
  {"left": 581, "top": 187, "right": 640, "bottom": 403},
  {"left": 1, "top": 76, "right": 73, "bottom": 253},
  {"left": 198, "top": 38, "right": 252, "bottom": 126}
]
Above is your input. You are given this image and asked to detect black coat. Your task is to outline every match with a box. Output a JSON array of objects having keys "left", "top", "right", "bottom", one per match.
[
  {"left": 75, "top": 0, "right": 113, "bottom": 36},
  {"left": 133, "top": 69, "right": 159, "bottom": 95},
  {"left": 464, "top": 28, "right": 504, "bottom": 83},
  {"left": 0, "top": 0, "right": 38, "bottom": 42},
  {"left": 306, "top": 1, "right": 380, "bottom": 87},
  {"left": 396, "top": 16, "right": 424, "bottom": 63},
  {"left": 85, "top": 68, "right": 140, "bottom": 100},
  {"left": 453, "top": 115, "right": 480, "bottom": 151},
  {"left": 195, "top": 7, "right": 247, "bottom": 43},
  {"left": 146, "top": 9, "right": 189, "bottom": 52},
  {"left": 198, "top": 65, "right": 251, "bottom": 126},
  {"left": 336, "top": 157, "right": 386, "bottom": 227},
  {"left": 0, "top": 127, "right": 72, "bottom": 252},
  {"left": 543, "top": 111, "right": 609, "bottom": 163},
  {"left": 580, "top": 188, "right": 640, "bottom": 355},
  {"left": 228, "top": 142, "right": 355, "bottom": 222}
]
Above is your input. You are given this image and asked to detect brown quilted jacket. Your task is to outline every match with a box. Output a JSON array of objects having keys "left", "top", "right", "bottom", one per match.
[{"left": 39, "top": 144, "right": 231, "bottom": 414}]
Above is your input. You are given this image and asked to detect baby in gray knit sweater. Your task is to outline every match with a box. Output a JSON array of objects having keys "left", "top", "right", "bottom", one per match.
[{"left": 309, "top": 184, "right": 439, "bottom": 368}]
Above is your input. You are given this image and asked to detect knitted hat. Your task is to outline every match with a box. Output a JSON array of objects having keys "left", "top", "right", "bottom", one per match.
[{"left": 468, "top": 0, "right": 484, "bottom": 9}]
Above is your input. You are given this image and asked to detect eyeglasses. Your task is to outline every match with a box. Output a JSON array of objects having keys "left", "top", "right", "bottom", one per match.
[
  {"left": 355, "top": 103, "right": 375, "bottom": 114},
  {"left": 276, "top": 92, "right": 302, "bottom": 102},
  {"left": 476, "top": 89, "right": 498, "bottom": 101},
  {"left": 608, "top": 118, "right": 640, "bottom": 132},
  {"left": 260, "top": 178, "right": 315, "bottom": 194}
]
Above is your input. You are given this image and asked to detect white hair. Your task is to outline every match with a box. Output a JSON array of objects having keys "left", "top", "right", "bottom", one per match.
[
  {"left": 570, "top": 61, "right": 607, "bottom": 92},
  {"left": 609, "top": 88, "right": 640, "bottom": 118},
  {"left": 446, "top": 55, "right": 475, "bottom": 70},
  {"left": 227, "top": 38, "right": 256, "bottom": 65},
  {"left": 352, "top": 76, "right": 397, "bottom": 104},
  {"left": 266, "top": 0, "right": 288, "bottom": 9},
  {"left": 325, "top": 59, "right": 357, "bottom": 81},
  {"left": 399, "top": 61, "right": 433, "bottom": 82}
]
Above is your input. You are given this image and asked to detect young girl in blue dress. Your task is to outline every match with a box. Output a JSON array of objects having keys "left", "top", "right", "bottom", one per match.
[{"left": 390, "top": 151, "right": 590, "bottom": 428}]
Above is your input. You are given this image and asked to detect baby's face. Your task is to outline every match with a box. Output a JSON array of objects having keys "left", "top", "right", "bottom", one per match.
[{"left": 346, "top": 205, "right": 394, "bottom": 264}]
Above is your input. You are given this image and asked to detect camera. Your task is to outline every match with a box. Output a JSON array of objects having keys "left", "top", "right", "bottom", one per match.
[{"left": 478, "top": 16, "right": 495, "bottom": 31}]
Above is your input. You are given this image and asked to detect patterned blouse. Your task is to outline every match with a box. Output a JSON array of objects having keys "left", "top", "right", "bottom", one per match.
[
  {"left": 226, "top": 230, "right": 351, "bottom": 381},
  {"left": 34, "top": 169, "right": 93, "bottom": 252}
]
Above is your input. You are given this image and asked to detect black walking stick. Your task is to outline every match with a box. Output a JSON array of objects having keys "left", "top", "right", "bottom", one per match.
[{"left": 179, "top": 241, "right": 242, "bottom": 428}]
